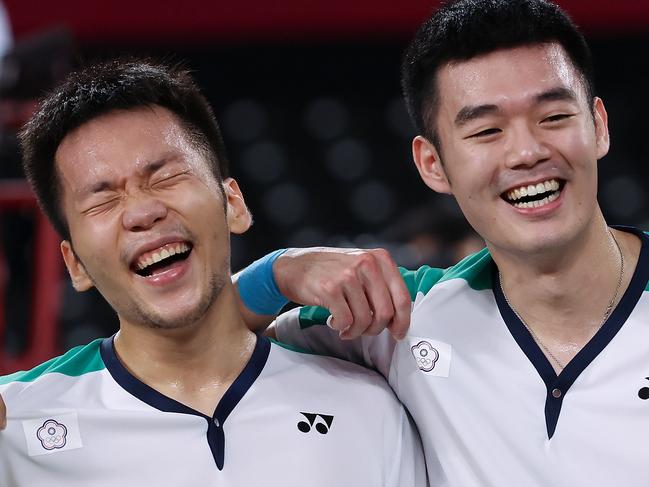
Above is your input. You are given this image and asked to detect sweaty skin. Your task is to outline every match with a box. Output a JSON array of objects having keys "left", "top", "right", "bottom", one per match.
[
  {"left": 55, "top": 106, "right": 255, "bottom": 415},
  {"left": 411, "top": 44, "right": 640, "bottom": 369}
]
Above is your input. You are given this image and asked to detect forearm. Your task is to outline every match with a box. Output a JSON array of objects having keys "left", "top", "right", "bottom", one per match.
[{"left": 235, "top": 246, "right": 412, "bottom": 340}]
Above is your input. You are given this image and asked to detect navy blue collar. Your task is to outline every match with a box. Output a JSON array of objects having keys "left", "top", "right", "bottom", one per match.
[
  {"left": 493, "top": 226, "right": 649, "bottom": 438},
  {"left": 100, "top": 332, "right": 271, "bottom": 469}
]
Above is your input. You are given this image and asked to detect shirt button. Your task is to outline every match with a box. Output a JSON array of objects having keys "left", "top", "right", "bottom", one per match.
[
  {"left": 552, "top": 388, "right": 562, "bottom": 398},
  {"left": 214, "top": 418, "right": 221, "bottom": 428}
]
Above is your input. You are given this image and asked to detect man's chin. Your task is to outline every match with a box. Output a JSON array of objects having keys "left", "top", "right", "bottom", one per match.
[
  {"left": 117, "top": 299, "right": 212, "bottom": 331},
  {"left": 506, "top": 233, "right": 576, "bottom": 259},
  {"left": 118, "top": 275, "right": 226, "bottom": 330},
  {"left": 139, "top": 305, "right": 211, "bottom": 330}
]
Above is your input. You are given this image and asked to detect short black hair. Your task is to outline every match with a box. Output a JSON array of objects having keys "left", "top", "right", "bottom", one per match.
[
  {"left": 20, "top": 58, "right": 230, "bottom": 239},
  {"left": 401, "top": 0, "right": 594, "bottom": 149}
]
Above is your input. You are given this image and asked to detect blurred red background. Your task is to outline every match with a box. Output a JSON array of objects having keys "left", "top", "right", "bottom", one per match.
[{"left": 5, "top": 0, "right": 649, "bottom": 43}]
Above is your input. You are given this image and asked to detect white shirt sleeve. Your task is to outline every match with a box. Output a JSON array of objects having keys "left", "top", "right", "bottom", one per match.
[
  {"left": 273, "top": 307, "right": 398, "bottom": 381},
  {"left": 386, "top": 406, "right": 429, "bottom": 486}
]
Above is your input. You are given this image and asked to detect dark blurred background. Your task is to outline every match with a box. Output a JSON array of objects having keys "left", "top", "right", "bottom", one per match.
[{"left": 1, "top": 0, "right": 648, "bottom": 372}]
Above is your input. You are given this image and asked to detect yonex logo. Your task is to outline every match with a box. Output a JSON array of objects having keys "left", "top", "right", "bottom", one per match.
[
  {"left": 638, "top": 377, "right": 649, "bottom": 400},
  {"left": 297, "top": 412, "right": 334, "bottom": 434},
  {"left": 36, "top": 419, "right": 68, "bottom": 450}
]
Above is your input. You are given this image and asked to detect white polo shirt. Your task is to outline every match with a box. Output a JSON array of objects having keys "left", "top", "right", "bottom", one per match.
[
  {"left": 275, "top": 226, "right": 649, "bottom": 487},
  {"left": 0, "top": 335, "right": 427, "bottom": 486}
]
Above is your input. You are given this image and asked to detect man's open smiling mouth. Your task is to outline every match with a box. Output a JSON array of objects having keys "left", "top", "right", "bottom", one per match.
[
  {"left": 132, "top": 241, "right": 193, "bottom": 277},
  {"left": 502, "top": 178, "right": 565, "bottom": 209}
]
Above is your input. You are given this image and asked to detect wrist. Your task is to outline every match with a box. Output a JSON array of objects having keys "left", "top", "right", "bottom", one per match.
[{"left": 237, "top": 249, "right": 289, "bottom": 315}]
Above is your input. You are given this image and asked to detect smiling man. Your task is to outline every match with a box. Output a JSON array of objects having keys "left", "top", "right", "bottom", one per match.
[
  {"left": 0, "top": 60, "right": 426, "bottom": 486},
  {"left": 231, "top": 0, "right": 649, "bottom": 486}
]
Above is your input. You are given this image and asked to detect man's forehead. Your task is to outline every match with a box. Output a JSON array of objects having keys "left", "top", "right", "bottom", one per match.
[
  {"left": 54, "top": 107, "right": 190, "bottom": 195},
  {"left": 437, "top": 43, "right": 583, "bottom": 105},
  {"left": 58, "top": 106, "right": 181, "bottom": 150}
]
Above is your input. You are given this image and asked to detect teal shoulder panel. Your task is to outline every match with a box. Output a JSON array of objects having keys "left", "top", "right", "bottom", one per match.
[
  {"left": 399, "top": 266, "right": 444, "bottom": 300},
  {"left": 297, "top": 248, "right": 493, "bottom": 329},
  {"left": 399, "top": 247, "right": 493, "bottom": 296},
  {"left": 298, "top": 306, "right": 331, "bottom": 329},
  {"left": 438, "top": 247, "right": 493, "bottom": 291},
  {"left": 0, "top": 338, "right": 105, "bottom": 385}
]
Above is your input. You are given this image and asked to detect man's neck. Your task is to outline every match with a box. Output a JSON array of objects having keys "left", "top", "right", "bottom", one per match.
[
  {"left": 113, "top": 283, "right": 257, "bottom": 416},
  {"left": 493, "top": 216, "right": 641, "bottom": 371}
]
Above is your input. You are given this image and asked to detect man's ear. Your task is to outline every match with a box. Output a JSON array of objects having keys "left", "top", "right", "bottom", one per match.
[
  {"left": 412, "top": 135, "right": 452, "bottom": 194},
  {"left": 60, "top": 240, "right": 93, "bottom": 292},
  {"left": 223, "top": 178, "right": 252, "bottom": 235},
  {"left": 593, "top": 97, "right": 610, "bottom": 160}
]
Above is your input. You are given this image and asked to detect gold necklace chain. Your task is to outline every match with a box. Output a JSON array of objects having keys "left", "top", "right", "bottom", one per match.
[{"left": 499, "top": 229, "right": 625, "bottom": 371}]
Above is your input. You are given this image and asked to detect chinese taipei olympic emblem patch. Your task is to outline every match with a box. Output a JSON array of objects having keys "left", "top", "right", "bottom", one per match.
[
  {"left": 411, "top": 340, "right": 440, "bottom": 372},
  {"left": 22, "top": 411, "right": 83, "bottom": 456},
  {"left": 407, "top": 336, "right": 452, "bottom": 377},
  {"left": 37, "top": 419, "right": 68, "bottom": 450}
]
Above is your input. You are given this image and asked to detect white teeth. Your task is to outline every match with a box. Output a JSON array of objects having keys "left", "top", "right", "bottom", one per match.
[
  {"left": 506, "top": 179, "right": 560, "bottom": 201},
  {"left": 135, "top": 242, "right": 190, "bottom": 272},
  {"left": 512, "top": 190, "right": 559, "bottom": 209}
]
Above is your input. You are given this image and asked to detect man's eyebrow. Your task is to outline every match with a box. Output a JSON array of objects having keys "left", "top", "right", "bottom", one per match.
[
  {"left": 84, "top": 180, "right": 113, "bottom": 194},
  {"left": 535, "top": 87, "right": 578, "bottom": 104},
  {"left": 80, "top": 156, "right": 175, "bottom": 196},
  {"left": 453, "top": 87, "right": 579, "bottom": 128},
  {"left": 139, "top": 158, "right": 169, "bottom": 176},
  {"left": 454, "top": 104, "right": 500, "bottom": 127}
]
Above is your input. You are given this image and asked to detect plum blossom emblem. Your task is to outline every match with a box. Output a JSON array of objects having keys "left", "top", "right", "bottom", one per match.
[
  {"left": 37, "top": 419, "right": 68, "bottom": 450},
  {"left": 411, "top": 340, "right": 440, "bottom": 372}
]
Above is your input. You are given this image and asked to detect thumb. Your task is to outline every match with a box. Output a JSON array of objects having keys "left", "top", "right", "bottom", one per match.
[{"left": 326, "top": 315, "right": 351, "bottom": 337}]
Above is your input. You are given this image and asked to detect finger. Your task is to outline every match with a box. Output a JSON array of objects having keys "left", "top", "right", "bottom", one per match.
[
  {"left": 327, "top": 315, "right": 351, "bottom": 335},
  {"left": 0, "top": 394, "right": 6, "bottom": 430},
  {"left": 386, "top": 298, "right": 412, "bottom": 340},
  {"left": 374, "top": 250, "right": 412, "bottom": 340},
  {"left": 324, "top": 289, "right": 354, "bottom": 333},
  {"left": 344, "top": 249, "right": 394, "bottom": 335},
  {"left": 312, "top": 273, "right": 354, "bottom": 332},
  {"left": 358, "top": 269, "right": 395, "bottom": 336},
  {"left": 338, "top": 283, "right": 373, "bottom": 340},
  {"left": 340, "top": 251, "right": 394, "bottom": 337},
  {"left": 383, "top": 265, "right": 412, "bottom": 340}
]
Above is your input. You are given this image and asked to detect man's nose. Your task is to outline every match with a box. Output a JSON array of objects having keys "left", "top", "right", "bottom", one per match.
[
  {"left": 504, "top": 124, "right": 551, "bottom": 169},
  {"left": 121, "top": 193, "right": 168, "bottom": 231}
]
